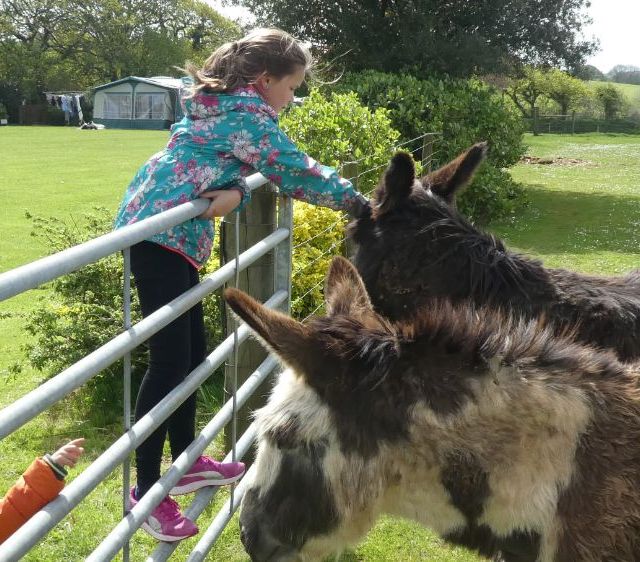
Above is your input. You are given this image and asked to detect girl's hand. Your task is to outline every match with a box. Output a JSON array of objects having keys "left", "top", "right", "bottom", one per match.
[
  {"left": 199, "top": 190, "right": 242, "bottom": 219},
  {"left": 51, "top": 438, "right": 85, "bottom": 468}
]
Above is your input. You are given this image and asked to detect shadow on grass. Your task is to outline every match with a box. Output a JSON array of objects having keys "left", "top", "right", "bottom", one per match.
[{"left": 490, "top": 184, "right": 640, "bottom": 257}]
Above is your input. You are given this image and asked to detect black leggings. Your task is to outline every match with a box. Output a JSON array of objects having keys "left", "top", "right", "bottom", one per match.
[{"left": 130, "top": 241, "right": 206, "bottom": 496}]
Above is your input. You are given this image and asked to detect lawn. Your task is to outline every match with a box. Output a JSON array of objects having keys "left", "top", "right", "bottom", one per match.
[
  {"left": 492, "top": 133, "right": 640, "bottom": 274},
  {"left": 1, "top": 127, "right": 639, "bottom": 560}
]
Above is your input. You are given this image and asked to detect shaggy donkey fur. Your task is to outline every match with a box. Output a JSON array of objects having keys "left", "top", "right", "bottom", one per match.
[
  {"left": 227, "top": 257, "right": 640, "bottom": 562},
  {"left": 349, "top": 144, "right": 640, "bottom": 361}
]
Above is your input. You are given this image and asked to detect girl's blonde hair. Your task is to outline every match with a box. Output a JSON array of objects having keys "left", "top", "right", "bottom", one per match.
[{"left": 186, "top": 28, "right": 313, "bottom": 95}]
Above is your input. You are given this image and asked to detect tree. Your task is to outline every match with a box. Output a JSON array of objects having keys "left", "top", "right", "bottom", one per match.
[
  {"left": 0, "top": 0, "right": 241, "bottom": 116},
  {"left": 505, "top": 67, "right": 549, "bottom": 118},
  {"left": 234, "top": 0, "right": 597, "bottom": 77},
  {"left": 0, "top": 0, "right": 77, "bottom": 103},
  {"left": 545, "top": 68, "right": 590, "bottom": 116},
  {"left": 594, "top": 83, "right": 626, "bottom": 120},
  {"left": 573, "top": 64, "right": 606, "bottom": 82},
  {"left": 608, "top": 65, "right": 640, "bottom": 85}
]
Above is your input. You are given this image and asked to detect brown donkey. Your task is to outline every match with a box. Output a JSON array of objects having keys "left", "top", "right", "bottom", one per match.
[
  {"left": 227, "top": 257, "right": 640, "bottom": 562},
  {"left": 349, "top": 144, "right": 640, "bottom": 361}
]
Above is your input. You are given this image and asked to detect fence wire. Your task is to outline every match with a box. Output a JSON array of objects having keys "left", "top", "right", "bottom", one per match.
[{"left": 290, "top": 132, "right": 441, "bottom": 321}]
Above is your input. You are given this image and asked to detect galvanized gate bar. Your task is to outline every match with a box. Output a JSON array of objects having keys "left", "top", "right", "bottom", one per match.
[
  {"left": 0, "top": 173, "right": 270, "bottom": 303},
  {"left": 85, "top": 354, "right": 282, "bottom": 560},
  {"left": 0, "top": 325, "right": 252, "bottom": 562},
  {"left": 0, "top": 227, "right": 289, "bottom": 440},
  {"left": 186, "top": 462, "right": 259, "bottom": 562},
  {"left": 275, "top": 195, "right": 293, "bottom": 314},
  {"left": 0, "top": 292, "right": 285, "bottom": 562},
  {"left": 122, "top": 246, "right": 133, "bottom": 562},
  {"left": 0, "top": 198, "right": 207, "bottom": 302},
  {"left": 147, "top": 359, "right": 275, "bottom": 561}
]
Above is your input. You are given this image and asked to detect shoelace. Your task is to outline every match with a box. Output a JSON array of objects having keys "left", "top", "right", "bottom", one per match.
[{"left": 198, "top": 456, "right": 216, "bottom": 467}]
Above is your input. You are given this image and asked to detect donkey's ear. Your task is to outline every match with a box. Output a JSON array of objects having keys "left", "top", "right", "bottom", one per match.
[
  {"left": 325, "top": 256, "right": 373, "bottom": 316},
  {"left": 224, "top": 288, "right": 314, "bottom": 374},
  {"left": 422, "top": 142, "right": 488, "bottom": 205},
  {"left": 373, "top": 151, "right": 416, "bottom": 217}
]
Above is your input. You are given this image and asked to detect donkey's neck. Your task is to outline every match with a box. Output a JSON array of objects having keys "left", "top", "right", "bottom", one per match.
[{"left": 426, "top": 212, "right": 555, "bottom": 308}]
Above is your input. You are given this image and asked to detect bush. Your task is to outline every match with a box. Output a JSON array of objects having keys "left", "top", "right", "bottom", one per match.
[
  {"left": 280, "top": 89, "right": 402, "bottom": 318},
  {"left": 331, "top": 71, "right": 528, "bottom": 222},
  {"left": 594, "top": 83, "right": 627, "bottom": 120},
  {"left": 16, "top": 209, "right": 142, "bottom": 423},
  {"left": 45, "top": 105, "right": 67, "bottom": 126},
  {"left": 18, "top": 208, "right": 225, "bottom": 424}
]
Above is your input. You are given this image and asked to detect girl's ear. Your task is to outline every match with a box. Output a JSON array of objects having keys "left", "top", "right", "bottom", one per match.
[
  {"left": 421, "top": 142, "right": 488, "bottom": 205},
  {"left": 373, "top": 151, "right": 417, "bottom": 217},
  {"left": 254, "top": 72, "right": 272, "bottom": 90}
]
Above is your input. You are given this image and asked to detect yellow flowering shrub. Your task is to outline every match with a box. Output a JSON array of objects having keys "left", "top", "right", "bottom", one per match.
[{"left": 280, "top": 89, "right": 402, "bottom": 319}]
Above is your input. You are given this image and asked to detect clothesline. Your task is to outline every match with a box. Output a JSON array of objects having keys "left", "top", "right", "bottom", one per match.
[{"left": 45, "top": 93, "right": 84, "bottom": 123}]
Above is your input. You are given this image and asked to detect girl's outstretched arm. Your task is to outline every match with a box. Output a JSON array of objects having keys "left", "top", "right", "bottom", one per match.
[{"left": 231, "top": 115, "right": 370, "bottom": 217}]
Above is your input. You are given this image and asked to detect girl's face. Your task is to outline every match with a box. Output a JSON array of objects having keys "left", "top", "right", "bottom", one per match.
[{"left": 256, "top": 66, "right": 306, "bottom": 114}]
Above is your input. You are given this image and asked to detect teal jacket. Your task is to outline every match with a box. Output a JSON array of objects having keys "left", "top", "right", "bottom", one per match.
[{"left": 114, "top": 86, "right": 361, "bottom": 268}]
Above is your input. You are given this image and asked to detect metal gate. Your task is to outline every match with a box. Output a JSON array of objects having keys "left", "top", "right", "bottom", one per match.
[{"left": 0, "top": 171, "right": 291, "bottom": 561}]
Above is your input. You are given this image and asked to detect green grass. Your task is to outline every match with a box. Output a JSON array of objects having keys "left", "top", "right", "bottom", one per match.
[
  {"left": 1, "top": 127, "right": 168, "bottom": 410},
  {"left": 492, "top": 133, "right": 640, "bottom": 274},
  {"left": 2, "top": 127, "right": 640, "bottom": 560},
  {"left": 0, "top": 126, "right": 168, "bottom": 272}
]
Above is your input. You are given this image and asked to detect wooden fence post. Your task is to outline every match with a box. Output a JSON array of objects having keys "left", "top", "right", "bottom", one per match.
[
  {"left": 221, "top": 184, "right": 277, "bottom": 459},
  {"left": 342, "top": 160, "right": 359, "bottom": 260},
  {"left": 532, "top": 107, "right": 539, "bottom": 136}
]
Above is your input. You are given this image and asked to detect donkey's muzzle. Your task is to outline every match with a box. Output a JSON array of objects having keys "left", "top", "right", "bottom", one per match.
[{"left": 240, "top": 518, "right": 298, "bottom": 562}]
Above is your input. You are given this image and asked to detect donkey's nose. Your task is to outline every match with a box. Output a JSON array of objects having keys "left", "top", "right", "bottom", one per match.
[{"left": 239, "top": 520, "right": 297, "bottom": 562}]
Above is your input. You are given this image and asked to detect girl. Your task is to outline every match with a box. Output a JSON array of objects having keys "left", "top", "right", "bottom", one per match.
[{"left": 115, "top": 28, "right": 369, "bottom": 542}]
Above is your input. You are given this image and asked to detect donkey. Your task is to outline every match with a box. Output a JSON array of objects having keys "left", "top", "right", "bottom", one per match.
[
  {"left": 226, "top": 257, "right": 640, "bottom": 562},
  {"left": 349, "top": 144, "right": 640, "bottom": 361}
]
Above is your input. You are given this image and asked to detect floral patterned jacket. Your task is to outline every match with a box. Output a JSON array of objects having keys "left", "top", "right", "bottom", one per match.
[{"left": 114, "top": 85, "right": 362, "bottom": 268}]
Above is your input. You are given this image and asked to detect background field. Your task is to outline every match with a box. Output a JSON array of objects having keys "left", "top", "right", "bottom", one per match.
[
  {"left": 587, "top": 80, "right": 640, "bottom": 115},
  {"left": 1, "top": 127, "right": 639, "bottom": 560}
]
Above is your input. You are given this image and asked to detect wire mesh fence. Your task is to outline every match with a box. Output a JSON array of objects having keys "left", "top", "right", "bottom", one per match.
[
  {"left": 524, "top": 114, "right": 640, "bottom": 134},
  {"left": 290, "top": 132, "right": 441, "bottom": 320}
]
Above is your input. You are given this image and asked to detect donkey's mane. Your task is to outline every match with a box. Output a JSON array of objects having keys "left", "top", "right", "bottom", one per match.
[
  {"left": 308, "top": 297, "right": 624, "bottom": 390},
  {"left": 405, "top": 300, "right": 624, "bottom": 376},
  {"left": 413, "top": 191, "right": 552, "bottom": 301},
  {"left": 310, "top": 315, "right": 399, "bottom": 390}
]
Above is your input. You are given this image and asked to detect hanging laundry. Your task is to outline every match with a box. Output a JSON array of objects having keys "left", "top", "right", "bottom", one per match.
[
  {"left": 43, "top": 91, "right": 85, "bottom": 125},
  {"left": 60, "top": 95, "right": 71, "bottom": 124},
  {"left": 75, "top": 95, "right": 84, "bottom": 123}
]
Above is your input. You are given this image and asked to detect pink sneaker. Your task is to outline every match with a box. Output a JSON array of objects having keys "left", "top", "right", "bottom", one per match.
[
  {"left": 129, "top": 487, "right": 198, "bottom": 542},
  {"left": 170, "top": 455, "right": 245, "bottom": 495}
]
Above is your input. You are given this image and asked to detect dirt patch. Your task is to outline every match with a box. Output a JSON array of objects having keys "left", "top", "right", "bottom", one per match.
[{"left": 520, "top": 156, "right": 595, "bottom": 167}]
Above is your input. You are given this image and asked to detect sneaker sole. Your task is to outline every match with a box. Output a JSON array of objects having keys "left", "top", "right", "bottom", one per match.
[
  {"left": 169, "top": 470, "right": 245, "bottom": 496},
  {"left": 140, "top": 521, "right": 197, "bottom": 542}
]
